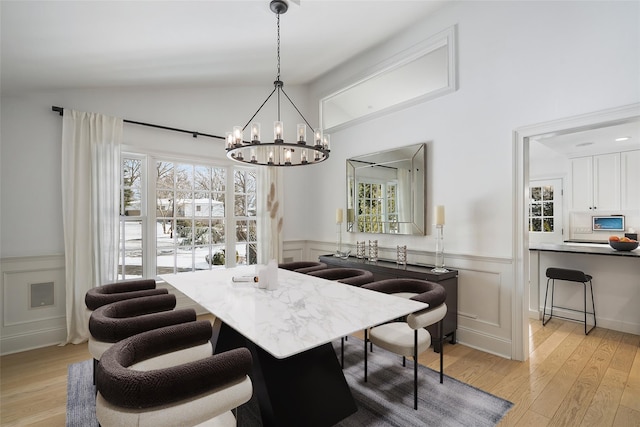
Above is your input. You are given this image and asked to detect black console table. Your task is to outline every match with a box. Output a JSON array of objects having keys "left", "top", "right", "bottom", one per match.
[{"left": 319, "top": 255, "right": 458, "bottom": 350}]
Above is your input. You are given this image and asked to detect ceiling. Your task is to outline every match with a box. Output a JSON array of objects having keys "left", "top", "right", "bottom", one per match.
[
  {"left": 0, "top": 0, "right": 446, "bottom": 95},
  {"left": 532, "top": 118, "right": 640, "bottom": 158}
]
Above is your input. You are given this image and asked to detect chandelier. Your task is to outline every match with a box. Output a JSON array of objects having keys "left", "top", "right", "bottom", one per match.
[{"left": 226, "top": 0, "right": 330, "bottom": 167}]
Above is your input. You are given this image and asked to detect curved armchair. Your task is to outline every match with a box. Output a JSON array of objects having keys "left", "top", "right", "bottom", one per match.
[
  {"left": 85, "top": 279, "right": 167, "bottom": 311},
  {"left": 306, "top": 267, "right": 374, "bottom": 286},
  {"left": 278, "top": 261, "right": 328, "bottom": 274},
  {"left": 362, "top": 278, "right": 447, "bottom": 410},
  {"left": 96, "top": 320, "right": 253, "bottom": 427},
  {"left": 89, "top": 294, "right": 198, "bottom": 383}
]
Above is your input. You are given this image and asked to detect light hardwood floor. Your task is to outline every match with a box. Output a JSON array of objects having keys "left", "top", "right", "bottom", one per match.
[{"left": 1, "top": 317, "right": 639, "bottom": 426}]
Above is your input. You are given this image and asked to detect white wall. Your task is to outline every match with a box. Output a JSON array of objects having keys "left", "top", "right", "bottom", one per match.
[
  {"left": 302, "top": 0, "right": 639, "bottom": 358},
  {"left": 2, "top": 0, "right": 638, "bottom": 356},
  {"left": 0, "top": 85, "right": 311, "bottom": 257},
  {"left": 306, "top": 0, "right": 639, "bottom": 256}
]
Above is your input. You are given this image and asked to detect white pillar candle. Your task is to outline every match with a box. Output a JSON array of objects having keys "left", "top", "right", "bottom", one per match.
[
  {"left": 434, "top": 205, "right": 445, "bottom": 225},
  {"left": 336, "top": 208, "right": 344, "bottom": 224}
]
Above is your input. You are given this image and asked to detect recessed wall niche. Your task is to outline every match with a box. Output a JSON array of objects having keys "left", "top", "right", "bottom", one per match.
[{"left": 320, "top": 25, "right": 457, "bottom": 132}]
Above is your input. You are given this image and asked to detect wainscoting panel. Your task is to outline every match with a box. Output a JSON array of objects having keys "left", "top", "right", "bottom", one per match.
[
  {"left": 1, "top": 255, "right": 67, "bottom": 355},
  {"left": 1, "top": 244, "right": 517, "bottom": 359}
]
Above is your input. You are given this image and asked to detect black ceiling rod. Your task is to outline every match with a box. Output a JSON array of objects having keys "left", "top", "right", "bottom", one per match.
[{"left": 51, "top": 106, "right": 225, "bottom": 141}]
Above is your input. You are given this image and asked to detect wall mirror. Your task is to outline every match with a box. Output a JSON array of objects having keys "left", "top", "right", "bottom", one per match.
[
  {"left": 347, "top": 143, "right": 426, "bottom": 235},
  {"left": 320, "top": 26, "right": 457, "bottom": 132}
]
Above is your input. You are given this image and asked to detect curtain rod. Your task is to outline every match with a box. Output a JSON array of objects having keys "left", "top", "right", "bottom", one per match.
[{"left": 51, "top": 106, "right": 225, "bottom": 141}]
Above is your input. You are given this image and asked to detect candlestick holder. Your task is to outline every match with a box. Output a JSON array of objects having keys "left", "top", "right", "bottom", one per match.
[
  {"left": 432, "top": 224, "right": 449, "bottom": 273},
  {"left": 356, "top": 241, "right": 366, "bottom": 259},
  {"left": 368, "top": 240, "right": 378, "bottom": 263},
  {"left": 335, "top": 222, "right": 342, "bottom": 257},
  {"left": 397, "top": 245, "right": 407, "bottom": 269},
  {"left": 335, "top": 223, "right": 350, "bottom": 258}
]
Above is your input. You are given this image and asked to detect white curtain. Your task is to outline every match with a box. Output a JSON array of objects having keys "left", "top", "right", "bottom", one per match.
[
  {"left": 257, "top": 167, "right": 283, "bottom": 264},
  {"left": 61, "top": 110, "right": 123, "bottom": 344}
]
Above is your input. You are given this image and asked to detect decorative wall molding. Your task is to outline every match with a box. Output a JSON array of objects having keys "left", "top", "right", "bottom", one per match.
[{"left": 1, "top": 255, "right": 66, "bottom": 355}]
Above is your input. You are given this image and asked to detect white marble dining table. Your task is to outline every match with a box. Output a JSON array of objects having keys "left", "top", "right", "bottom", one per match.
[
  {"left": 160, "top": 266, "right": 428, "bottom": 427},
  {"left": 160, "top": 265, "right": 427, "bottom": 358}
]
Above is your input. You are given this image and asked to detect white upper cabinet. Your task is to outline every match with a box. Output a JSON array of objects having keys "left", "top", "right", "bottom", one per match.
[
  {"left": 570, "top": 153, "right": 621, "bottom": 211},
  {"left": 621, "top": 150, "right": 640, "bottom": 210}
]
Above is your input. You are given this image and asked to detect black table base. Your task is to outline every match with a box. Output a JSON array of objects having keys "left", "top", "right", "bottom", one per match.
[{"left": 213, "top": 320, "right": 358, "bottom": 427}]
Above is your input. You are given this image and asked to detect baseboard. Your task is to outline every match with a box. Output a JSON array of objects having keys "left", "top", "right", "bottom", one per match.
[
  {"left": 455, "top": 326, "right": 512, "bottom": 359},
  {"left": 538, "top": 306, "right": 640, "bottom": 335},
  {"left": 0, "top": 325, "right": 66, "bottom": 356}
]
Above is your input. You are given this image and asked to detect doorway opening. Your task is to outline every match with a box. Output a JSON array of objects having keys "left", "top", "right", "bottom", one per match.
[{"left": 513, "top": 103, "right": 640, "bottom": 361}]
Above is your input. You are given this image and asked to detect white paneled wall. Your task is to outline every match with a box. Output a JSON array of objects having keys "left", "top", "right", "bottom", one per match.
[
  {"left": 1, "top": 256, "right": 67, "bottom": 355},
  {"left": 0, "top": 255, "right": 206, "bottom": 356}
]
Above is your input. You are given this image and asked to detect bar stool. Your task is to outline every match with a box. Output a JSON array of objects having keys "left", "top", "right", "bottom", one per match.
[{"left": 542, "top": 267, "right": 596, "bottom": 335}]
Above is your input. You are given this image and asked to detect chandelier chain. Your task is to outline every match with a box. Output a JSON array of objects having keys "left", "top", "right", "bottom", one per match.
[{"left": 276, "top": 13, "right": 281, "bottom": 81}]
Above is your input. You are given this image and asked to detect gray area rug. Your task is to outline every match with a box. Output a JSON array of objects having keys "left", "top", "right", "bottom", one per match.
[{"left": 67, "top": 339, "right": 512, "bottom": 426}]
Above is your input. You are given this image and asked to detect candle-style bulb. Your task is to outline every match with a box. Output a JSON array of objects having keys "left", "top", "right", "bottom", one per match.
[
  {"left": 434, "top": 205, "right": 445, "bottom": 225},
  {"left": 251, "top": 123, "right": 261, "bottom": 143},
  {"left": 274, "top": 121, "right": 283, "bottom": 142}
]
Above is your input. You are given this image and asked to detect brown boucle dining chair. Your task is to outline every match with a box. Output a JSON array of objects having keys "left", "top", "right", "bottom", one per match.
[
  {"left": 306, "top": 267, "right": 374, "bottom": 286},
  {"left": 278, "top": 261, "right": 328, "bottom": 273},
  {"left": 85, "top": 278, "right": 168, "bottom": 312},
  {"left": 95, "top": 320, "right": 253, "bottom": 427},
  {"left": 88, "top": 293, "right": 197, "bottom": 383}
]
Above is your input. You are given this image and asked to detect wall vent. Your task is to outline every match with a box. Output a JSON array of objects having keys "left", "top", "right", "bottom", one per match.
[{"left": 30, "top": 282, "right": 55, "bottom": 308}]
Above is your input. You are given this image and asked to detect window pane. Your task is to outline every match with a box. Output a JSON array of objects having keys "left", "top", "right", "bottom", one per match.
[
  {"left": 247, "top": 220, "right": 257, "bottom": 241},
  {"left": 193, "top": 220, "right": 211, "bottom": 245},
  {"left": 236, "top": 220, "right": 248, "bottom": 241},
  {"left": 194, "top": 165, "right": 211, "bottom": 191},
  {"left": 531, "top": 204, "right": 541, "bottom": 216},
  {"left": 156, "top": 248, "right": 176, "bottom": 275},
  {"left": 543, "top": 202, "right": 554, "bottom": 216},
  {"left": 531, "top": 218, "right": 542, "bottom": 232},
  {"left": 543, "top": 218, "right": 554, "bottom": 232},
  {"left": 207, "top": 247, "right": 226, "bottom": 266},
  {"left": 156, "top": 162, "right": 174, "bottom": 189},
  {"left": 194, "top": 246, "right": 211, "bottom": 270},
  {"left": 119, "top": 220, "right": 143, "bottom": 279},
  {"left": 212, "top": 168, "right": 226, "bottom": 192},
  {"left": 176, "top": 164, "right": 193, "bottom": 189},
  {"left": 531, "top": 187, "right": 541, "bottom": 201},
  {"left": 235, "top": 195, "right": 246, "bottom": 216},
  {"left": 122, "top": 158, "right": 142, "bottom": 216},
  {"left": 175, "top": 219, "right": 192, "bottom": 246},
  {"left": 543, "top": 186, "right": 554, "bottom": 201},
  {"left": 212, "top": 219, "right": 225, "bottom": 243}
]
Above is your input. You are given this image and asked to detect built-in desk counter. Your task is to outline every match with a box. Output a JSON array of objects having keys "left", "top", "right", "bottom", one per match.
[
  {"left": 529, "top": 243, "right": 639, "bottom": 336},
  {"left": 530, "top": 242, "right": 640, "bottom": 257}
]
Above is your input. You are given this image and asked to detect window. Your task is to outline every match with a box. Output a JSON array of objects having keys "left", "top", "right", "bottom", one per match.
[
  {"left": 529, "top": 185, "right": 555, "bottom": 232},
  {"left": 118, "top": 154, "right": 258, "bottom": 280}
]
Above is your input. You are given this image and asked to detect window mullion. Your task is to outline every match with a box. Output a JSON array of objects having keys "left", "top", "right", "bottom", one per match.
[{"left": 146, "top": 155, "right": 156, "bottom": 278}]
